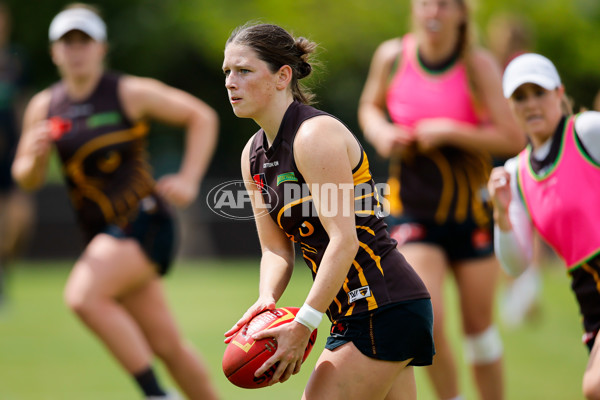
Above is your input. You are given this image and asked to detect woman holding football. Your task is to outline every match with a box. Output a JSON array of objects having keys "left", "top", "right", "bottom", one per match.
[
  {"left": 358, "top": 0, "right": 525, "bottom": 399},
  {"left": 222, "top": 22, "right": 435, "bottom": 400},
  {"left": 11, "top": 4, "right": 219, "bottom": 399},
  {"left": 489, "top": 53, "right": 600, "bottom": 400}
]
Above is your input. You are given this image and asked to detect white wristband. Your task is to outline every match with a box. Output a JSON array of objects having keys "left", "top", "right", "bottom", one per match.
[{"left": 294, "top": 303, "right": 323, "bottom": 332}]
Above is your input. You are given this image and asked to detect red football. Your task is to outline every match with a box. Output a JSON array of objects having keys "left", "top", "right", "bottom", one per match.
[{"left": 222, "top": 306, "right": 318, "bottom": 389}]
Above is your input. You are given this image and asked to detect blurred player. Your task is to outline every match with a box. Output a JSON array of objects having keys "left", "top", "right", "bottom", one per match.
[
  {"left": 489, "top": 53, "right": 600, "bottom": 400},
  {"left": 358, "top": 0, "right": 526, "bottom": 399},
  {"left": 11, "top": 4, "right": 219, "bottom": 399},
  {"left": 223, "top": 23, "right": 434, "bottom": 399},
  {"left": 0, "top": 1, "right": 34, "bottom": 308}
]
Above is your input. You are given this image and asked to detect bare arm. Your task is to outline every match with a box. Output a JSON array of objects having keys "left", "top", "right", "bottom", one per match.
[
  {"left": 119, "top": 76, "right": 219, "bottom": 207},
  {"left": 11, "top": 89, "right": 53, "bottom": 190},
  {"left": 488, "top": 159, "right": 534, "bottom": 276},
  {"left": 223, "top": 137, "right": 295, "bottom": 342},
  {"left": 358, "top": 38, "right": 414, "bottom": 158},
  {"left": 293, "top": 117, "right": 361, "bottom": 314},
  {"left": 253, "top": 116, "right": 362, "bottom": 384}
]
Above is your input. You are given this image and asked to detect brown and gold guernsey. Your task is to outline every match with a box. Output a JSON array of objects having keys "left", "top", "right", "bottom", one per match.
[
  {"left": 249, "top": 101, "right": 429, "bottom": 323},
  {"left": 388, "top": 147, "right": 492, "bottom": 226},
  {"left": 48, "top": 73, "right": 162, "bottom": 242}
]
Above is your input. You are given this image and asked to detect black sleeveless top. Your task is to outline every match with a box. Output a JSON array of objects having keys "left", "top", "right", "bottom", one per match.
[
  {"left": 48, "top": 73, "right": 163, "bottom": 242},
  {"left": 249, "top": 101, "right": 429, "bottom": 322}
]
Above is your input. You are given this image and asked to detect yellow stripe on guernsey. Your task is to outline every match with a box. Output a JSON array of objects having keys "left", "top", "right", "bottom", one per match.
[
  {"left": 352, "top": 151, "right": 372, "bottom": 185},
  {"left": 386, "top": 176, "right": 402, "bottom": 216},
  {"left": 303, "top": 253, "right": 318, "bottom": 274},
  {"left": 582, "top": 262, "right": 600, "bottom": 293},
  {"left": 345, "top": 260, "right": 378, "bottom": 315},
  {"left": 64, "top": 122, "right": 150, "bottom": 221},
  {"left": 428, "top": 149, "right": 454, "bottom": 224},
  {"left": 277, "top": 195, "right": 313, "bottom": 231}
]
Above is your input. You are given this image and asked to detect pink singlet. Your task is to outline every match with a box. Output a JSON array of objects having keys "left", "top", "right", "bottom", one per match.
[
  {"left": 518, "top": 115, "right": 600, "bottom": 268},
  {"left": 386, "top": 33, "right": 480, "bottom": 129}
]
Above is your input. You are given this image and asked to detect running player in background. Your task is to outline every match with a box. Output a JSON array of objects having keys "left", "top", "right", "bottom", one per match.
[
  {"left": 11, "top": 4, "right": 219, "bottom": 399},
  {"left": 489, "top": 53, "right": 600, "bottom": 400},
  {"left": 358, "top": 0, "right": 525, "bottom": 399},
  {"left": 222, "top": 22, "right": 434, "bottom": 399},
  {"left": 0, "top": 1, "right": 34, "bottom": 309}
]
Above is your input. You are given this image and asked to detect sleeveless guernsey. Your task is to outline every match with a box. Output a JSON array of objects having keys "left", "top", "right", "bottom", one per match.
[
  {"left": 48, "top": 73, "right": 161, "bottom": 242},
  {"left": 385, "top": 34, "right": 490, "bottom": 225},
  {"left": 249, "top": 101, "right": 429, "bottom": 323},
  {"left": 518, "top": 115, "right": 600, "bottom": 268}
]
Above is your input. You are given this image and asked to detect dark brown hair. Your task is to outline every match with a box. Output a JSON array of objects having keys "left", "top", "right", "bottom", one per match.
[{"left": 226, "top": 23, "right": 317, "bottom": 104}]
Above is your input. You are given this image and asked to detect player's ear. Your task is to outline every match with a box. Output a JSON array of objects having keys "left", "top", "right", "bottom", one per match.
[{"left": 275, "top": 65, "right": 292, "bottom": 90}]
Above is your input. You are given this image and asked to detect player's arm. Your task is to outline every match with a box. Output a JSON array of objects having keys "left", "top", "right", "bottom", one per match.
[
  {"left": 223, "top": 137, "right": 295, "bottom": 342},
  {"left": 254, "top": 116, "right": 360, "bottom": 384},
  {"left": 119, "top": 75, "right": 219, "bottom": 207},
  {"left": 358, "top": 38, "right": 413, "bottom": 158},
  {"left": 415, "top": 48, "right": 526, "bottom": 157},
  {"left": 11, "top": 89, "right": 53, "bottom": 191},
  {"left": 488, "top": 159, "right": 534, "bottom": 276},
  {"left": 574, "top": 111, "right": 600, "bottom": 163}
]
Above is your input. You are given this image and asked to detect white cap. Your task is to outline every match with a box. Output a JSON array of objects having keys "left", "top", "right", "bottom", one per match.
[
  {"left": 49, "top": 8, "right": 106, "bottom": 42},
  {"left": 502, "top": 53, "right": 561, "bottom": 98}
]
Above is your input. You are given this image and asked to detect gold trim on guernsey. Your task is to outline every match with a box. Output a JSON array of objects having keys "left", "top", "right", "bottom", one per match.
[
  {"left": 582, "top": 262, "right": 600, "bottom": 293},
  {"left": 427, "top": 149, "right": 454, "bottom": 224},
  {"left": 63, "top": 122, "right": 151, "bottom": 222},
  {"left": 352, "top": 151, "right": 373, "bottom": 185},
  {"left": 303, "top": 253, "right": 318, "bottom": 274}
]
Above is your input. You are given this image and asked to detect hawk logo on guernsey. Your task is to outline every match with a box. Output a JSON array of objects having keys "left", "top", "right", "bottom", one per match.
[
  {"left": 277, "top": 172, "right": 298, "bottom": 185},
  {"left": 347, "top": 286, "right": 372, "bottom": 304}
]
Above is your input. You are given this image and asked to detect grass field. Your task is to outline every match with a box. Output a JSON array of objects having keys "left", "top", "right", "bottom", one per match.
[{"left": 0, "top": 258, "right": 589, "bottom": 399}]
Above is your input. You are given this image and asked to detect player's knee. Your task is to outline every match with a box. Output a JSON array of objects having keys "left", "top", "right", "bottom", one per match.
[
  {"left": 583, "top": 371, "right": 600, "bottom": 400},
  {"left": 464, "top": 325, "right": 503, "bottom": 365},
  {"left": 63, "top": 283, "right": 94, "bottom": 317}
]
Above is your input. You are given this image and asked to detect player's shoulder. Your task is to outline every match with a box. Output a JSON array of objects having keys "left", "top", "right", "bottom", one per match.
[
  {"left": 372, "top": 37, "right": 403, "bottom": 65},
  {"left": 467, "top": 46, "right": 500, "bottom": 72},
  {"left": 118, "top": 74, "right": 165, "bottom": 97},
  {"left": 24, "top": 88, "right": 52, "bottom": 121},
  {"left": 575, "top": 111, "right": 600, "bottom": 132},
  {"left": 295, "top": 115, "right": 347, "bottom": 148}
]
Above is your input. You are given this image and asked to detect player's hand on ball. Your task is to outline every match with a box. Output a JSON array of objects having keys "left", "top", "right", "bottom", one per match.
[
  {"left": 252, "top": 320, "right": 312, "bottom": 385},
  {"left": 224, "top": 298, "right": 276, "bottom": 344}
]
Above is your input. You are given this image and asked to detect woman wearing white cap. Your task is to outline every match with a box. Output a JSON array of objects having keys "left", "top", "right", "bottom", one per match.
[
  {"left": 358, "top": 1, "right": 525, "bottom": 399},
  {"left": 489, "top": 52, "right": 600, "bottom": 400},
  {"left": 12, "top": 4, "right": 219, "bottom": 400}
]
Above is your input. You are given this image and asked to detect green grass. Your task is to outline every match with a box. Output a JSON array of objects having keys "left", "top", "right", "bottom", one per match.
[{"left": 0, "top": 258, "right": 588, "bottom": 399}]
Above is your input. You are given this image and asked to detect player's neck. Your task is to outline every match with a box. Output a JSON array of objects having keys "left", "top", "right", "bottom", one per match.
[
  {"left": 257, "top": 96, "right": 293, "bottom": 147},
  {"left": 64, "top": 69, "right": 104, "bottom": 102},
  {"left": 418, "top": 33, "right": 460, "bottom": 66}
]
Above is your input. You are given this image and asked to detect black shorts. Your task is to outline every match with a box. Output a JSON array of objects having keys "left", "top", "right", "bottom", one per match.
[
  {"left": 102, "top": 196, "right": 177, "bottom": 276},
  {"left": 325, "top": 299, "right": 435, "bottom": 366},
  {"left": 387, "top": 215, "right": 493, "bottom": 262},
  {"left": 569, "top": 254, "right": 600, "bottom": 353}
]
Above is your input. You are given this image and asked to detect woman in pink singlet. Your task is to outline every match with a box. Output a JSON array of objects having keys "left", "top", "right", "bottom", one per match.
[
  {"left": 489, "top": 53, "right": 600, "bottom": 400},
  {"left": 358, "top": 1, "right": 525, "bottom": 399}
]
